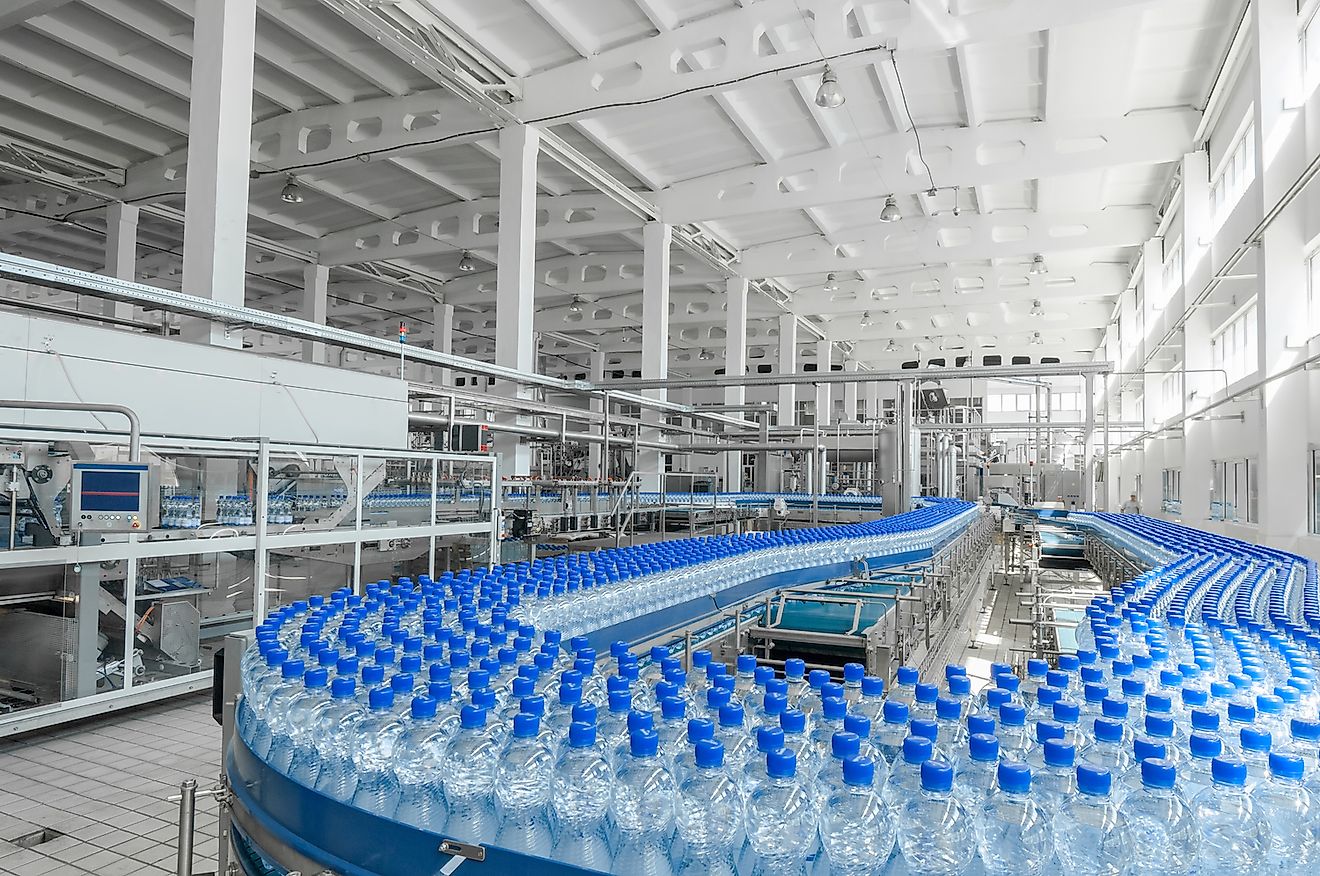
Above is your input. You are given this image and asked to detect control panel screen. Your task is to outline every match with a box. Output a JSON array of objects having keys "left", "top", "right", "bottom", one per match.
[{"left": 79, "top": 470, "right": 144, "bottom": 512}]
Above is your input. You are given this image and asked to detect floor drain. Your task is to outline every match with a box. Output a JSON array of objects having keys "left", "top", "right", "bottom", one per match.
[{"left": 10, "top": 827, "right": 64, "bottom": 849}]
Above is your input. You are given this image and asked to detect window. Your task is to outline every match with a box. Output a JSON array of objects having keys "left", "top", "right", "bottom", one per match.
[
  {"left": 1305, "top": 5, "right": 1320, "bottom": 95},
  {"left": 1162, "top": 468, "right": 1182, "bottom": 514},
  {"left": 1211, "top": 300, "right": 1258, "bottom": 385},
  {"left": 1211, "top": 458, "right": 1258, "bottom": 524},
  {"left": 1050, "top": 392, "right": 1081, "bottom": 411},
  {"left": 1157, "top": 240, "right": 1183, "bottom": 309},
  {"left": 1311, "top": 449, "right": 1320, "bottom": 535},
  {"left": 1160, "top": 370, "right": 1184, "bottom": 422},
  {"left": 1210, "top": 120, "right": 1256, "bottom": 228}
]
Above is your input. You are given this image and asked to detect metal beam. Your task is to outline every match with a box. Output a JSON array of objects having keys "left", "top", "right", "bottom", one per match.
[
  {"left": 658, "top": 112, "right": 1197, "bottom": 223},
  {"left": 596, "top": 360, "right": 1111, "bottom": 391},
  {"left": 516, "top": 0, "right": 1161, "bottom": 122},
  {"left": 738, "top": 207, "right": 1155, "bottom": 277}
]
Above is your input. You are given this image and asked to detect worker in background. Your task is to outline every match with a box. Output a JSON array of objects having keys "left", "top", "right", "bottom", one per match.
[{"left": 1121, "top": 493, "right": 1141, "bottom": 514}]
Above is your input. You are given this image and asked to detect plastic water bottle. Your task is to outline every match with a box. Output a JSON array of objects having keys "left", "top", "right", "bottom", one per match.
[
  {"left": 809, "top": 697, "right": 848, "bottom": 760},
  {"left": 840, "top": 662, "right": 865, "bottom": 707},
  {"left": 392, "top": 696, "right": 449, "bottom": 832},
  {"left": 997, "top": 704, "right": 1033, "bottom": 762},
  {"left": 1238, "top": 727, "right": 1273, "bottom": 787},
  {"left": 1250, "top": 752, "right": 1320, "bottom": 876},
  {"left": 887, "top": 665, "right": 919, "bottom": 708},
  {"left": 819, "top": 755, "right": 894, "bottom": 876},
  {"left": 856, "top": 675, "right": 886, "bottom": 722},
  {"left": 977, "top": 762, "right": 1052, "bottom": 876},
  {"left": 674, "top": 739, "right": 742, "bottom": 875},
  {"left": 1080, "top": 718, "right": 1132, "bottom": 776},
  {"left": 249, "top": 658, "right": 306, "bottom": 758},
  {"left": 350, "top": 687, "right": 405, "bottom": 815},
  {"left": 495, "top": 713, "right": 554, "bottom": 855},
  {"left": 610, "top": 729, "right": 677, "bottom": 875},
  {"left": 1117, "top": 758, "right": 1198, "bottom": 875},
  {"left": 933, "top": 696, "right": 969, "bottom": 767},
  {"left": 779, "top": 709, "right": 817, "bottom": 781},
  {"left": 953, "top": 732, "right": 999, "bottom": 814},
  {"left": 1190, "top": 757, "right": 1269, "bottom": 876},
  {"left": 744, "top": 749, "right": 818, "bottom": 876},
  {"left": 672, "top": 718, "right": 717, "bottom": 786},
  {"left": 742, "top": 726, "right": 784, "bottom": 797},
  {"left": 267, "top": 668, "right": 330, "bottom": 776},
  {"left": 895, "top": 759, "right": 975, "bottom": 876},
  {"left": 816, "top": 732, "right": 861, "bottom": 806},
  {"left": 1032, "top": 740, "right": 1077, "bottom": 815},
  {"left": 883, "top": 735, "right": 934, "bottom": 809},
  {"left": 1053, "top": 764, "right": 1129, "bottom": 876},
  {"left": 439, "top": 705, "right": 498, "bottom": 844},
  {"left": 551, "top": 722, "right": 613, "bottom": 871},
  {"left": 874, "top": 700, "right": 910, "bottom": 763},
  {"left": 783, "top": 657, "right": 808, "bottom": 705}
]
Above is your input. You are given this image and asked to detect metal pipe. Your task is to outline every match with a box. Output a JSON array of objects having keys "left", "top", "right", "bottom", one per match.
[
  {"left": 597, "top": 361, "right": 1111, "bottom": 391},
  {"left": 174, "top": 778, "right": 196, "bottom": 876},
  {"left": 0, "top": 399, "right": 141, "bottom": 461}
]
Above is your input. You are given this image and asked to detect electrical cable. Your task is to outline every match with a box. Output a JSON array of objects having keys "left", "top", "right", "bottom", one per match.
[{"left": 889, "top": 50, "right": 935, "bottom": 191}]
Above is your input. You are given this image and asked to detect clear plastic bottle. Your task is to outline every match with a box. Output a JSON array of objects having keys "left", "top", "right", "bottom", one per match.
[
  {"left": 953, "top": 732, "right": 999, "bottom": 815},
  {"left": 887, "top": 665, "right": 919, "bottom": 708},
  {"left": 1053, "top": 764, "right": 1129, "bottom": 876},
  {"left": 1080, "top": 717, "right": 1132, "bottom": 777},
  {"left": 494, "top": 713, "right": 554, "bottom": 855},
  {"left": 1032, "top": 740, "right": 1077, "bottom": 816},
  {"left": 883, "top": 734, "right": 934, "bottom": 809},
  {"left": 873, "top": 700, "right": 910, "bottom": 764},
  {"left": 1182, "top": 732, "right": 1222, "bottom": 801},
  {"left": 742, "top": 726, "right": 784, "bottom": 798},
  {"left": 997, "top": 704, "right": 1033, "bottom": 763},
  {"left": 267, "top": 667, "right": 331, "bottom": 777},
  {"left": 610, "top": 728, "right": 678, "bottom": 876},
  {"left": 819, "top": 755, "right": 894, "bottom": 876},
  {"left": 895, "top": 759, "right": 975, "bottom": 876},
  {"left": 815, "top": 731, "right": 861, "bottom": 808},
  {"left": 249, "top": 658, "right": 306, "bottom": 758},
  {"left": 744, "top": 748, "right": 819, "bottom": 876},
  {"left": 1249, "top": 752, "right": 1320, "bottom": 876},
  {"left": 978, "top": 762, "right": 1052, "bottom": 876},
  {"left": 1117, "top": 758, "right": 1198, "bottom": 876},
  {"left": 674, "top": 739, "right": 742, "bottom": 876},
  {"left": 392, "top": 696, "right": 449, "bottom": 832},
  {"left": 672, "top": 718, "right": 717, "bottom": 786},
  {"left": 440, "top": 704, "right": 498, "bottom": 844},
  {"left": 349, "top": 686, "right": 405, "bottom": 815},
  {"left": 1190, "top": 757, "right": 1270, "bottom": 876},
  {"left": 551, "top": 721, "right": 613, "bottom": 871}
]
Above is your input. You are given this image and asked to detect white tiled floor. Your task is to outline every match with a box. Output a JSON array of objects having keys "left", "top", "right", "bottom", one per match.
[{"left": 0, "top": 694, "right": 223, "bottom": 876}]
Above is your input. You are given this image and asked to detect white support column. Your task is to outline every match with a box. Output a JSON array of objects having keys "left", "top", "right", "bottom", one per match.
[
  {"left": 864, "top": 379, "right": 881, "bottom": 421},
  {"left": 815, "top": 340, "right": 833, "bottom": 427},
  {"left": 432, "top": 302, "right": 454, "bottom": 386},
  {"left": 588, "top": 351, "right": 605, "bottom": 477},
  {"left": 639, "top": 221, "right": 672, "bottom": 492},
  {"left": 1139, "top": 237, "right": 1164, "bottom": 515},
  {"left": 494, "top": 124, "right": 540, "bottom": 477},
  {"left": 843, "top": 359, "right": 859, "bottom": 422},
  {"left": 181, "top": 0, "right": 256, "bottom": 348},
  {"left": 1180, "top": 149, "right": 1212, "bottom": 524},
  {"left": 301, "top": 263, "right": 329, "bottom": 364},
  {"left": 722, "top": 277, "right": 748, "bottom": 491},
  {"left": 777, "top": 314, "right": 798, "bottom": 427},
  {"left": 100, "top": 201, "right": 138, "bottom": 320}
]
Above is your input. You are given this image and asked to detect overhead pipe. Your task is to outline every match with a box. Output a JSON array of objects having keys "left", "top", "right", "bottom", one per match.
[
  {"left": 595, "top": 361, "right": 1111, "bottom": 392},
  {"left": 1, "top": 399, "right": 141, "bottom": 461}
]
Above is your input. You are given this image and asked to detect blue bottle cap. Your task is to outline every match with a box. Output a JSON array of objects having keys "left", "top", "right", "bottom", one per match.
[
  {"left": 304, "top": 668, "right": 330, "bottom": 688},
  {"left": 471, "top": 688, "right": 496, "bottom": 710},
  {"left": 390, "top": 673, "right": 413, "bottom": 694},
  {"left": 1189, "top": 732, "right": 1222, "bottom": 760},
  {"left": 1145, "top": 715, "right": 1175, "bottom": 739},
  {"left": 1292, "top": 718, "right": 1320, "bottom": 742},
  {"left": 737, "top": 654, "right": 757, "bottom": 673},
  {"left": 1141, "top": 758, "right": 1176, "bottom": 789},
  {"left": 767, "top": 748, "right": 797, "bottom": 779},
  {"left": 915, "top": 682, "right": 939, "bottom": 704},
  {"left": 608, "top": 690, "right": 632, "bottom": 714},
  {"left": 1133, "top": 738, "right": 1166, "bottom": 763},
  {"left": 1269, "top": 752, "right": 1305, "bottom": 781},
  {"left": 459, "top": 704, "right": 486, "bottom": 729},
  {"left": 1093, "top": 718, "right": 1123, "bottom": 744},
  {"left": 999, "top": 703, "right": 1027, "bottom": 727},
  {"left": 763, "top": 693, "right": 788, "bottom": 717},
  {"left": 831, "top": 731, "right": 861, "bottom": 760},
  {"left": 1145, "top": 693, "right": 1172, "bottom": 714},
  {"left": 1228, "top": 702, "right": 1257, "bottom": 723},
  {"left": 783, "top": 657, "right": 804, "bottom": 678},
  {"left": 862, "top": 676, "right": 885, "bottom": 697},
  {"left": 687, "top": 718, "right": 715, "bottom": 743},
  {"left": 568, "top": 721, "right": 596, "bottom": 748},
  {"left": 843, "top": 755, "right": 875, "bottom": 787},
  {"left": 706, "top": 687, "right": 731, "bottom": 710},
  {"left": 1256, "top": 694, "right": 1284, "bottom": 715},
  {"left": 629, "top": 728, "right": 659, "bottom": 758},
  {"left": 512, "top": 713, "right": 539, "bottom": 738},
  {"left": 968, "top": 714, "right": 995, "bottom": 737},
  {"left": 1036, "top": 720, "right": 1065, "bottom": 743},
  {"left": 410, "top": 696, "right": 437, "bottom": 719},
  {"left": 558, "top": 684, "right": 582, "bottom": 706},
  {"left": 998, "top": 761, "right": 1032, "bottom": 794},
  {"left": 822, "top": 697, "right": 847, "bottom": 720},
  {"left": 1211, "top": 757, "right": 1247, "bottom": 787},
  {"left": 844, "top": 714, "right": 872, "bottom": 739},
  {"left": 1037, "top": 687, "right": 1062, "bottom": 708},
  {"left": 1046, "top": 670, "right": 1070, "bottom": 689},
  {"left": 754, "top": 666, "right": 776, "bottom": 686},
  {"left": 695, "top": 738, "right": 725, "bottom": 769},
  {"left": 1053, "top": 702, "right": 1080, "bottom": 724},
  {"left": 1240, "top": 727, "right": 1272, "bottom": 753},
  {"left": 520, "top": 695, "right": 545, "bottom": 717},
  {"left": 1027, "top": 659, "right": 1049, "bottom": 677},
  {"left": 628, "top": 710, "right": 654, "bottom": 733},
  {"left": 1076, "top": 764, "right": 1112, "bottom": 796},
  {"left": 692, "top": 650, "right": 713, "bottom": 670},
  {"left": 660, "top": 697, "right": 686, "bottom": 720},
  {"left": 718, "top": 704, "right": 745, "bottom": 728},
  {"left": 428, "top": 681, "right": 452, "bottom": 703},
  {"left": 331, "top": 677, "right": 356, "bottom": 699},
  {"left": 948, "top": 675, "right": 971, "bottom": 697},
  {"left": 368, "top": 686, "right": 394, "bottom": 711},
  {"left": 995, "top": 674, "right": 1022, "bottom": 693},
  {"left": 808, "top": 669, "right": 831, "bottom": 690},
  {"left": 1181, "top": 687, "right": 1208, "bottom": 708},
  {"left": 910, "top": 719, "right": 938, "bottom": 742},
  {"left": 1044, "top": 740, "right": 1076, "bottom": 768},
  {"left": 1084, "top": 683, "right": 1108, "bottom": 704},
  {"left": 883, "top": 700, "right": 910, "bottom": 724},
  {"left": 1121, "top": 678, "right": 1145, "bottom": 697},
  {"left": 903, "top": 735, "right": 933, "bottom": 764},
  {"left": 969, "top": 733, "right": 999, "bottom": 762},
  {"left": 571, "top": 702, "right": 598, "bottom": 725},
  {"left": 844, "top": 662, "right": 865, "bottom": 683},
  {"left": 1101, "top": 697, "right": 1129, "bottom": 720},
  {"left": 780, "top": 709, "right": 806, "bottom": 734},
  {"left": 756, "top": 726, "right": 785, "bottom": 753},
  {"left": 920, "top": 759, "right": 953, "bottom": 792},
  {"left": 281, "top": 659, "right": 307, "bottom": 679}
]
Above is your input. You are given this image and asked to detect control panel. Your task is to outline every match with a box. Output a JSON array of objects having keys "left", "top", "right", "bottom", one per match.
[{"left": 70, "top": 463, "right": 153, "bottom": 533}]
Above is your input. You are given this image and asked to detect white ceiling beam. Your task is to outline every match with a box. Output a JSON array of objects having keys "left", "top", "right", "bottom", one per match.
[
  {"left": 827, "top": 301, "right": 1113, "bottom": 343},
  {"left": 516, "top": 0, "right": 1160, "bottom": 122},
  {"left": 0, "top": 0, "right": 71, "bottom": 30},
  {"left": 120, "top": 89, "right": 492, "bottom": 199},
  {"left": 857, "top": 337, "right": 1102, "bottom": 363},
  {"left": 317, "top": 194, "right": 638, "bottom": 267},
  {"left": 738, "top": 207, "right": 1155, "bottom": 276},
  {"left": 521, "top": 0, "right": 599, "bottom": 59},
  {"left": 0, "top": 70, "right": 175, "bottom": 156},
  {"left": 21, "top": 15, "right": 193, "bottom": 99},
  {"left": 438, "top": 250, "right": 723, "bottom": 300},
  {"left": 256, "top": 0, "right": 417, "bottom": 97},
  {"left": 657, "top": 111, "right": 1198, "bottom": 222}
]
